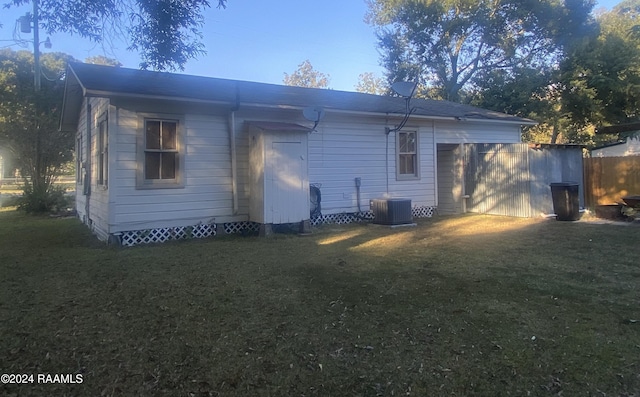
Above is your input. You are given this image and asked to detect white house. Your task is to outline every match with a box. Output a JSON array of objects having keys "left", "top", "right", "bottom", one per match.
[
  {"left": 591, "top": 136, "right": 640, "bottom": 157},
  {"left": 60, "top": 63, "right": 535, "bottom": 245}
]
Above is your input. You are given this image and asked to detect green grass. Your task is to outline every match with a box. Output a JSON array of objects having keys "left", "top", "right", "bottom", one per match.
[{"left": 1, "top": 210, "right": 639, "bottom": 396}]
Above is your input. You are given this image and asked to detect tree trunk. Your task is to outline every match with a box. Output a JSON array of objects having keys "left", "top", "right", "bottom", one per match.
[{"left": 550, "top": 122, "right": 559, "bottom": 144}]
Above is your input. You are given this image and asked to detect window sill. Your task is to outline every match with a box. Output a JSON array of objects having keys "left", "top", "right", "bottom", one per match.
[
  {"left": 136, "top": 181, "right": 185, "bottom": 190},
  {"left": 396, "top": 175, "right": 420, "bottom": 181}
]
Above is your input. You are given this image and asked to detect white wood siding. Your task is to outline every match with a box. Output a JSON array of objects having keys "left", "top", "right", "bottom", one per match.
[
  {"left": 111, "top": 110, "right": 241, "bottom": 233},
  {"left": 74, "top": 100, "right": 87, "bottom": 222},
  {"left": 74, "top": 97, "right": 111, "bottom": 241},
  {"left": 91, "top": 101, "right": 524, "bottom": 235},
  {"left": 435, "top": 120, "right": 521, "bottom": 144},
  {"left": 308, "top": 115, "right": 436, "bottom": 214},
  {"left": 592, "top": 137, "right": 640, "bottom": 157}
]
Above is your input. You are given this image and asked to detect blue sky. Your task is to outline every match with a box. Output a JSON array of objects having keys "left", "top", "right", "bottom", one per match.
[{"left": 0, "top": 0, "right": 624, "bottom": 92}]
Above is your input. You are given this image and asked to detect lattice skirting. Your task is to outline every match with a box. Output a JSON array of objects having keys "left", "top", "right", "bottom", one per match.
[
  {"left": 413, "top": 206, "right": 436, "bottom": 218},
  {"left": 311, "top": 206, "right": 435, "bottom": 226},
  {"left": 115, "top": 206, "right": 437, "bottom": 245},
  {"left": 118, "top": 223, "right": 217, "bottom": 247},
  {"left": 222, "top": 221, "right": 261, "bottom": 235},
  {"left": 311, "top": 211, "right": 373, "bottom": 226}
]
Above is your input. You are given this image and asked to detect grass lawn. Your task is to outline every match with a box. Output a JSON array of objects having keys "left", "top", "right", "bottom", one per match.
[{"left": 1, "top": 209, "right": 639, "bottom": 396}]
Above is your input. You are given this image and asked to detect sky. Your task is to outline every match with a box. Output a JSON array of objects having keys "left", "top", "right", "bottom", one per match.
[{"left": 0, "top": 0, "right": 625, "bottom": 92}]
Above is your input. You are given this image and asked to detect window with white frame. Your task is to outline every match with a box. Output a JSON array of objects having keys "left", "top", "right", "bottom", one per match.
[
  {"left": 97, "top": 113, "right": 108, "bottom": 187},
  {"left": 137, "top": 115, "right": 184, "bottom": 188},
  {"left": 397, "top": 130, "right": 419, "bottom": 179}
]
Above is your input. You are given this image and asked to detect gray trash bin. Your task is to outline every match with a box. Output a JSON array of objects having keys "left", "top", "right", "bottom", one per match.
[{"left": 550, "top": 182, "right": 580, "bottom": 221}]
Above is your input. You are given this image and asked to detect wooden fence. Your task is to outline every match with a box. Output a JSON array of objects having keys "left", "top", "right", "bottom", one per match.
[{"left": 584, "top": 156, "right": 640, "bottom": 206}]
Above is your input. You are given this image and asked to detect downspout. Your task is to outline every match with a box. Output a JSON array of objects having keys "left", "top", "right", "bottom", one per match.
[
  {"left": 84, "top": 102, "right": 92, "bottom": 225},
  {"left": 432, "top": 122, "right": 438, "bottom": 208},
  {"left": 228, "top": 111, "right": 238, "bottom": 215},
  {"left": 459, "top": 143, "right": 468, "bottom": 214},
  {"left": 385, "top": 121, "right": 391, "bottom": 196}
]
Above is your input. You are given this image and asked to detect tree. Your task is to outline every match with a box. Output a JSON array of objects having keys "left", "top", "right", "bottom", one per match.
[
  {"left": 560, "top": 0, "right": 640, "bottom": 132},
  {"left": 0, "top": 49, "right": 75, "bottom": 212},
  {"left": 355, "top": 72, "right": 388, "bottom": 95},
  {"left": 4, "top": 0, "right": 228, "bottom": 71},
  {"left": 283, "top": 60, "right": 330, "bottom": 88},
  {"left": 366, "top": 0, "right": 595, "bottom": 102},
  {"left": 470, "top": 67, "right": 563, "bottom": 143},
  {"left": 473, "top": 4, "right": 640, "bottom": 147},
  {"left": 85, "top": 55, "right": 122, "bottom": 67}
]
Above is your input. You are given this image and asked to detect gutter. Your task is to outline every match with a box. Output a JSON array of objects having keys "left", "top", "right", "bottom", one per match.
[{"left": 81, "top": 89, "right": 536, "bottom": 127}]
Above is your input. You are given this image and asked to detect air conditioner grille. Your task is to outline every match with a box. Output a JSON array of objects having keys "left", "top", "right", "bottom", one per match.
[{"left": 371, "top": 198, "right": 413, "bottom": 225}]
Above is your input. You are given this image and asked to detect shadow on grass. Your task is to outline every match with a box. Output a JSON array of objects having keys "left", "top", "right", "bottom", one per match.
[{"left": 1, "top": 210, "right": 639, "bottom": 396}]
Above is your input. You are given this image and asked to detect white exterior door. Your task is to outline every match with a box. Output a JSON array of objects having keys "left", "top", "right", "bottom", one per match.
[{"left": 267, "top": 140, "right": 309, "bottom": 224}]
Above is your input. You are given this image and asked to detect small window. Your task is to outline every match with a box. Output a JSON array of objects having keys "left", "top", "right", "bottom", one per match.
[
  {"left": 97, "top": 113, "right": 108, "bottom": 187},
  {"left": 397, "top": 130, "right": 419, "bottom": 179},
  {"left": 137, "top": 115, "right": 184, "bottom": 189},
  {"left": 145, "top": 119, "right": 178, "bottom": 180}
]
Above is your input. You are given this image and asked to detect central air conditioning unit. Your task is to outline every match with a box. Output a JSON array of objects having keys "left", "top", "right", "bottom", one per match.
[{"left": 370, "top": 198, "right": 413, "bottom": 225}]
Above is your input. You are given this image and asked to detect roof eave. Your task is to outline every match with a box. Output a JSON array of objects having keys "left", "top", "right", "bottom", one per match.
[
  {"left": 85, "top": 90, "right": 534, "bottom": 125},
  {"left": 59, "top": 65, "right": 86, "bottom": 131}
]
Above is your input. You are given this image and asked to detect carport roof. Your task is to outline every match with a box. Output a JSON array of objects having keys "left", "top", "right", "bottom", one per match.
[{"left": 61, "top": 62, "right": 536, "bottom": 131}]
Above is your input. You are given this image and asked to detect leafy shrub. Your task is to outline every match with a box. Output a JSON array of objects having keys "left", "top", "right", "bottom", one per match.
[{"left": 18, "top": 185, "right": 72, "bottom": 214}]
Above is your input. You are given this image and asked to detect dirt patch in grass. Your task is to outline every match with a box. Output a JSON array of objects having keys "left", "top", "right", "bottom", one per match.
[{"left": 1, "top": 212, "right": 639, "bottom": 396}]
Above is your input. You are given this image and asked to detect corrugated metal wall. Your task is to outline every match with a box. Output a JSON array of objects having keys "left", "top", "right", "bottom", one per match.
[
  {"left": 463, "top": 144, "right": 584, "bottom": 217},
  {"left": 528, "top": 146, "right": 584, "bottom": 215},
  {"left": 464, "top": 143, "right": 532, "bottom": 217}
]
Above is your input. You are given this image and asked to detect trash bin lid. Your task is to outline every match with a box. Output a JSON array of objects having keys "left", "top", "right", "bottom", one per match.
[{"left": 550, "top": 181, "right": 579, "bottom": 187}]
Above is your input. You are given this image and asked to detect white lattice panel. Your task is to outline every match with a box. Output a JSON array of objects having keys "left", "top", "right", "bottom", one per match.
[
  {"left": 192, "top": 224, "right": 216, "bottom": 239},
  {"left": 311, "top": 211, "right": 374, "bottom": 226},
  {"left": 413, "top": 206, "right": 435, "bottom": 218},
  {"left": 116, "top": 207, "right": 435, "bottom": 245},
  {"left": 119, "top": 224, "right": 217, "bottom": 247},
  {"left": 311, "top": 207, "right": 433, "bottom": 226},
  {"left": 223, "top": 221, "right": 261, "bottom": 234}
]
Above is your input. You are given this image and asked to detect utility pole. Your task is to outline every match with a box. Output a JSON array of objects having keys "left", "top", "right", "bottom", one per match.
[
  {"left": 31, "top": 0, "right": 41, "bottom": 196},
  {"left": 33, "top": 0, "right": 41, "bottom": 92}
]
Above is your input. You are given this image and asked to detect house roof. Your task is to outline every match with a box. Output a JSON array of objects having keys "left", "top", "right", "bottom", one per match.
[
  {"left": 595, "top": 122, "right": 640, "bottom": 135},
  {"left": 591, "top": 138, "right": 629, "bottom": 151},
  {"left": 61, "top": 62, "right": 536, "bottom": 131}
]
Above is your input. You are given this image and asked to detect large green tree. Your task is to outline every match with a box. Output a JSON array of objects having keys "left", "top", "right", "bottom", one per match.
[
  {"left": 3, "top": 0, "right": 228, "bottom": 71},
  {"left": 473, "top": 1, "right": 640, "bottom": 145},
  {"left": 560, "top": 0, "right": 640, "bottom": 132},
  {"left": 366, "top": 0, "right": 595, "bottom": 102},
  {"left": 469, "top": 67, "right": 569, "bottom": 143},
  {"left": 0, "top": 49, "right": 75, "bottom": 211}
]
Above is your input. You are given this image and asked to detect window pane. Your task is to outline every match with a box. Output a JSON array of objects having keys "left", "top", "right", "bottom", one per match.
[
  {"left": 103, "top": 147, "right": 108, "bottom": 185},
  {"left": 161, "top": 121, "right": 177, "bottom": 150},
  {"left": 399, "top": 133, "right": 408, "bottom": 153},
  {"left": 100, "top": 120, "right": 108, "bottom": 148},
  {"left": 146, "top": 121, "right": 161, "bottom": 150},
  {"left": 161, "top": 153, "right": 176, "bottom": 179},
  {"left": 399, "top": 154, "right": 416, "bottom": 175},
  {"left": 406, "top": 132, "right": 416, "bottom": 152},
  {"left": 145, "top": 152, "right": 160, "bottom": 179}
]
